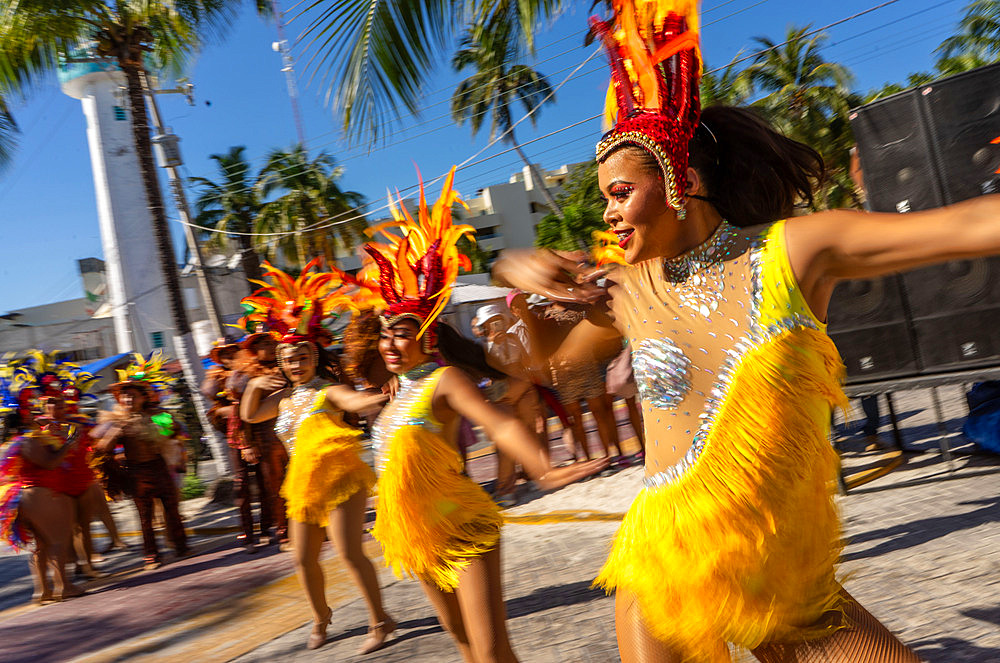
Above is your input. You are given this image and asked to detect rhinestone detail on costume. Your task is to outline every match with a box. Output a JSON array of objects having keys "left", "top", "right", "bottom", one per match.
[
  {"left": 371, "top": 363, "right": 442, "bottom": 475},
  {"left": 663, "top": 220, "right": 738, "bottom": 319},
  {"left": 274, "top": 377, "right": 328, "bottom": 454},
  {"left": 632, "top": 338, "right": 691, "bottom": 410}
]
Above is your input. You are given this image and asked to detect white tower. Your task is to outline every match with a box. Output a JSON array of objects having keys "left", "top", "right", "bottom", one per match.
[{"left": 59, "top": 55, "right": 173, "bottom": 357}]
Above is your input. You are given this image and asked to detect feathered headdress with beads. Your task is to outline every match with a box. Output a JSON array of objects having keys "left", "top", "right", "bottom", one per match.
[
  {"left": 110, "top": 350, "right": 175, "bottom": 400},
  {"left": 362, "top": 166, "right": 475, "bottom": 352},
  {"left": 238, "top": 258, "right": 351, "bottom": 347},
  {"left": 591, "top": 0, "right": 702, "bottom": 213},
  {"left": 10, "top": 350, "right": 95, "bottom": 416}
]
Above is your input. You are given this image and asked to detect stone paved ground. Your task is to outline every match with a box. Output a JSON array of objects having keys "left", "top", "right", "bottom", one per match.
[{"left": 1, "top": 386, "right": 998, "bottom": 662}]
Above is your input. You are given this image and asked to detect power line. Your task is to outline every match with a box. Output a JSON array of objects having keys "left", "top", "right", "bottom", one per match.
[{"left": 183, "top": 0, "right": 918, "bottom": 244}]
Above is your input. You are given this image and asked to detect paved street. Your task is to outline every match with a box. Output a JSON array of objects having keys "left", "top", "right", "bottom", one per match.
[{"left": 0, "top": 387, "right": 998, "bottom": 662}]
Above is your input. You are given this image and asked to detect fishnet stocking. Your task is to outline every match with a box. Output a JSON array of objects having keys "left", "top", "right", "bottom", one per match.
[
  {"left": 752, "top": 591, "right": 921, "bottom": 663},
  {"left": 615, "top": 589, "right": 921, "bottom": 663}
]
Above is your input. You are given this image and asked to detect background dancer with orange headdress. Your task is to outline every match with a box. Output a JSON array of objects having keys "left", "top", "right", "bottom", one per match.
[
  {"left": 240, "top": 260, "right": 396, "bottom": 653},
  {"left": 363, "top": 167, "right": 606, "bottom": 663}
]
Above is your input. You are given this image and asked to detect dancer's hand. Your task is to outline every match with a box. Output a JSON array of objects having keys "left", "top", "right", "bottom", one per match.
[
  {"left": 258, "top": 374, "right": 287, "bottom": 393},
  {"left": 535, "top": 457, "right": 610, "bottom": 491},
  {"left": 241, "top": 447, "right": 260, "bottom": 464},
  {"left": 493, "top": 249, "right": 607, "bottom": 304}
]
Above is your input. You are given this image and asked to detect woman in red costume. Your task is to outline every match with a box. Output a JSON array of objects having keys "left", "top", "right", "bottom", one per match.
[
  {"left": 1, "top": 407, "right": 87, "bottom": 603},
  {"left": 363, "top": 168, "right": 607, "bottom": 663},
  {"left": 490, "top": 1, "right": 993, "bottom": 660},
  {"left": 240, "top": 260, "right": 396, "bottom": 653}
]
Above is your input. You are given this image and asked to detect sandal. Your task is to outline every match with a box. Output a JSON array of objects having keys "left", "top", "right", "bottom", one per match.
[
  {"left": 307, "top": 607, "right": 332, "bottom": 650},
  {"left": 358, "top": 617, "right": 397, "bottom": 655}
]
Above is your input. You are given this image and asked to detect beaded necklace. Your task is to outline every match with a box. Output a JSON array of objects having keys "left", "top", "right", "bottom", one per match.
[
  {"left": 663, "top": 219, "right": 737, "bottom": 319},
  {"left": 398, "top": 362, "right": 440, "bottom": 392}
]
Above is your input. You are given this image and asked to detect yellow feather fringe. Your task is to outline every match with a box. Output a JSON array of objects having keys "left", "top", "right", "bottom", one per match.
[
  {"left": 596, "top": 327, "right": 849, "bottom": 662},
  {"left": 280, "top": 411, "right": 375, "bottom": 528},
  {"left": 373, "top": 424, "right": 502, "bottom": 591}
]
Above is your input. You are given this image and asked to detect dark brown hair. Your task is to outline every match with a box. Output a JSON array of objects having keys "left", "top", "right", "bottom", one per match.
[
  {"left": 603, "top": 105, "right": 825, "bottom": 227},
  {"left": 342, "top": 310, "right": 382, "bottom": 383}
]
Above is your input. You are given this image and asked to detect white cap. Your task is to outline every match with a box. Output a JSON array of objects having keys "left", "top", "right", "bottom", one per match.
[{"left": 476, "top": 304, "right": 505, "bottom": 324}]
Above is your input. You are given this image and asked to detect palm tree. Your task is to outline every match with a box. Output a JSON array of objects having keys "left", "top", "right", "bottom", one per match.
[
  {"left": 0, "top": 95, "right": 16, "bottom": 171},
  {"left": 742, "top": 26, "right": 856, "bottom": 211},
  {"left": 451, "top": 23, "right": 562, "bottom": 217},
  {"left": 937, "top": 1, "right": 1000, "bottom": 63},
  {"left": 295, "top": 0, "right": 558, "bottom": 140},
  {"left": 0, "top": 0, "right": 246, "bottom": 474},
  {"left": 256, "top": 144, "right": 366, "bottom": 268},
  {"left": 700, "top": 54, "right": 751, "bottom": 107},
  {"left": 190, "top": 146, "right": 265, "bottom": 289}
]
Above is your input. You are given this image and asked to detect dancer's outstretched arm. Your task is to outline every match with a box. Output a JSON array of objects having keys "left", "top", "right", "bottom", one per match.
[
  {"left": 434, "top": 367, "right": 608, "bottom": 490},
  {"left": 788, "top": 194, "right": 1000, "bottom": 320},
  {"left": 324, "top": 385, "right": 388, "bottom": 417}
]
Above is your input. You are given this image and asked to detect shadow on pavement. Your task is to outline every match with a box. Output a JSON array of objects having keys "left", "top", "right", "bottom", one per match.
[
  {"left": 841, "top": 496, "right": 1000, "bottom": 562},
  {"left": 912, "top": 636, "right": 1000, "bottom": 663}
]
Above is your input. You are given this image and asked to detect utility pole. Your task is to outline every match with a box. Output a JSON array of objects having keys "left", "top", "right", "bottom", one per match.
[
  {"left": 142, "top": 76, "right": 226, "bottom": 342},
  {"left": 270, "top": 0, "right": 307, "bottom": 148}
]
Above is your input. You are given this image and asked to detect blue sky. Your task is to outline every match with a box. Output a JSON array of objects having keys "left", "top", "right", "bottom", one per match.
[{"left": 0, "top": 0, "right": 971, "bottom": 312}]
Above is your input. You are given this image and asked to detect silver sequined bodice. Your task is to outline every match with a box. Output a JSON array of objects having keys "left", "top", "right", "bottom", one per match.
[
  {"left": 370, "top": 363, "right": 443, "bottom": 475},
  {"left": 274, "top": 379, "right": 327, "bottom": 454}
]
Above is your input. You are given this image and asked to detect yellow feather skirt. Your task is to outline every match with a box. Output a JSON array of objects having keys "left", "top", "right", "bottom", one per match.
[
  {"left": 280, "top": 412, "right": 375, "bottom": 528},
  {"left": 373, "top": 425, "right": 502, "bottom": 591},
  {"left": 596, "top": 329, "right": 849, "bottom": 662}
]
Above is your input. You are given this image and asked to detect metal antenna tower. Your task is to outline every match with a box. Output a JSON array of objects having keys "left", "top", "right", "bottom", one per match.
[{"left": 270, "top": 0, "right": 307, "bottom": 147}]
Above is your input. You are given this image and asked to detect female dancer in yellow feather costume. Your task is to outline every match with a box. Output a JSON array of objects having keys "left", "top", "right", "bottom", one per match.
[
  {"left": 363, "top": 168, "right": 607, "bottom": 663},
  {"left": 240, "top": 261, "right": 395, "bottom": 654},
  {"left": 489, "top": 0, "right": 1000, "bottom": 659}
]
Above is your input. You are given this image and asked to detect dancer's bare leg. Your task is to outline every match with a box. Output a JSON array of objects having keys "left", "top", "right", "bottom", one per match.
[
  {"left": 420, "top": 578, "right": 475, "bottom": 663},
  {"left": 587, "top": 394, "right": 621, "bottom": 457},
  {"left": 625, "top": 397, "right": 645, "bottom": 452},
  {"left": 563, "top": 401, "right": 591, "bottom": 461},
  {"left": 326, "top": 490, "right": 393, "bottom": 631},
  {"left": 28, "top": 540, "right": 52, "bottom": 602},
  {"left": 72, "top": 494, "right": 97, "bottom": 573},
  {"left": 288, "top": 518, "right": 328, "bottom": 622},
  {"left": 615, "top": 589, "right": 694, "bottom": 663},
  {"left": 454, "top": 545, "right": 518, "bottom": 663},
  {"left": 752, "top": 590, "right": 920, "bottom": 663},
  {"left": 20, "top": 487, "right": 84, "bottom": 599},
  {"left": 85, "top": 483, "right": 125, "bottom": 550}
]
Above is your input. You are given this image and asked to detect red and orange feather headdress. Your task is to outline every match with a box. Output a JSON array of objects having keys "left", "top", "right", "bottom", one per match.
[
  {"left": 591, "top": 0, "right": 702, "bottom": 212},
  {"left": 239, "top": 258, "right": 353, "bottom": 347},
  {"left": 363, "top": 166, "right": 475, "bottom": 352}
]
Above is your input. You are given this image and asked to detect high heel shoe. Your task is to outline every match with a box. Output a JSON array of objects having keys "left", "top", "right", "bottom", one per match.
[
  {"left": 358, "top": 616, "right": 397, "bottom": 655},
  {"left": 307, "top": 608, "right": 332, "bottom": 650}
]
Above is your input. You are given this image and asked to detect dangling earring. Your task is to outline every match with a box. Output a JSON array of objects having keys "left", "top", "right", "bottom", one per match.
[{"left": 676, "top": 205, "right": 687, "bottom": 221}]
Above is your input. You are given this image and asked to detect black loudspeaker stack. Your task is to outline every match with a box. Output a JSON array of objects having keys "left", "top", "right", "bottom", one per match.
[{"left": 831, "top": 62, "right": 1000, "bottom": 382}]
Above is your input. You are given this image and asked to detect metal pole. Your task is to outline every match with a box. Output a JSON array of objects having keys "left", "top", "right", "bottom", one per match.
[
  {"left": 271, "top": 0, "right": 307, "bottom": 147},
  {"left": 140, "top": 74, "right": 226, "bottom": 341}
]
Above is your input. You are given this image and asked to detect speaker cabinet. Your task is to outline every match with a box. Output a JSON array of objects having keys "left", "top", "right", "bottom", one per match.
[{"left": 836, "top": 62, "right": 1000, "bottom": 381}]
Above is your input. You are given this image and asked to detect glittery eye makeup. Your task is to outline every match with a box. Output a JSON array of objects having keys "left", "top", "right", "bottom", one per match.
[{"left": 610, "top": 184, "right": 635, "bottom": 199}]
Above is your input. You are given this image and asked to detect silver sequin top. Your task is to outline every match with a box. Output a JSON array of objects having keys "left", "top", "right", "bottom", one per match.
[{"left": 370, "top": 363, "right": 443, "bottom": 475}]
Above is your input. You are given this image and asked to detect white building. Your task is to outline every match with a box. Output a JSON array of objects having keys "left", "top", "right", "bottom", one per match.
[
  {"left": 0, "top": 258, "right": 253, "bottom": 361},
  {"left": 463, "top": 162, "right": 584, "bottom": 263},
  {"left": 368, "top": 163, "right": 584, "bottom": 271}
]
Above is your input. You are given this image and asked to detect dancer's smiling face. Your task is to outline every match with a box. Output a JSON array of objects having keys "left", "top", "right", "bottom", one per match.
[
  {"left": 379, "top": 319, "right": 432, "bottom": 375},
  {"left": 279, "top": 343, "right": 317, "bottom": 385},
  {"left": 599, "top": 147, "right": 687, "bottom": 264}
]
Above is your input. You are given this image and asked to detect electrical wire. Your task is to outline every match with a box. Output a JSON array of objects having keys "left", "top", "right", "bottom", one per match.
[{"left": 181, "top": 0, "right": 921, "bottom": 243}]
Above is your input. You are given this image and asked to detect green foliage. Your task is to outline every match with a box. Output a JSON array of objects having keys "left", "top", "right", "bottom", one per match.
[
  {"left": 255, "top": 144, "right": 367, "bottom": 268},
  {"left": 556, "top": 161, "right": 602, "bottom": 211},
  {"left": 0, "top": 95, "right": 15, "bottom": 171},
  {"left": 534, "top": 203, "right": 604, "bottom": 252},
  {"left": 294, "top": 0, "right": 558, "bottom": 142},
  {"left": 457, "top": 234, "right": 492, "bottom": 273},
  {"left": 180, "top": 471, "right": 206, "bottom": 500}
]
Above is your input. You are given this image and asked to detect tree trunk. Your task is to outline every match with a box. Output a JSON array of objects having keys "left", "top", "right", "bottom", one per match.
[
  {"left": 120, "top": 59, "right": 232, "bottom": 479},
  {"left": 509, "top": 132, "right": 564, "bottom": 219},
  {"left": 237, "top": 228, "right": 264, "bottom": 289}
]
